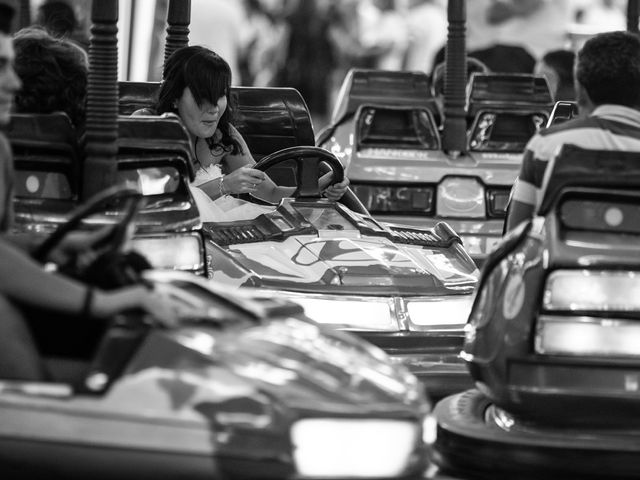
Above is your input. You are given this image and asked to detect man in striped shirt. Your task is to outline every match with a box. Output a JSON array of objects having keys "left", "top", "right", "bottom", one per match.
[{"left": 506, "top": 30, "right": 640, "bottom": 232}]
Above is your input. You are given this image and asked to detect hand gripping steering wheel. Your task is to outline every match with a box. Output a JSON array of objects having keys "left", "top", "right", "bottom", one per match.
[{"left": 250, "top": 146, "right": 344, "bottom": 199}]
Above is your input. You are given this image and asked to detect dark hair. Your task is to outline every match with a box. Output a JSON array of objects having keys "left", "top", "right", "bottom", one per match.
[
  {"left": 430, "top": 57, "right": 490, "bottom": 97},
  {"left": 576, "top": 30, "right": 640, "bottom": 107},
  {"left": 13, "top": 27, "right": 88, "bottom": 128},
  {"left": 157, "top": 45, "right": 241, "bottom": 156},
  {"left": 540, "top": 49, "right": 575, "bottom": 101}
]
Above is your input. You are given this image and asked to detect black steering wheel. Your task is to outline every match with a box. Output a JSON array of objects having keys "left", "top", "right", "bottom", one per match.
[
  {"left": 34, "top": 185, "right": 144, "bottom": 264},
  {"left": 251, "top": 146, "right": 344, "bottom": 199}
]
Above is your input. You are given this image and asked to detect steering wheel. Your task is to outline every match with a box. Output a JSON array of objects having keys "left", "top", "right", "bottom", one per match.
[
  {"left": 34, "top": 185, "right": 144, "bottom": 264},
  {"left": 250, "top": 146, "right": 344, "bottom": 199}
]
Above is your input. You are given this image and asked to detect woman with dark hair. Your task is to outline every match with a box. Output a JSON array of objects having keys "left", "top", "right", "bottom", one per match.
[
  {"left": 13, "top": 26, "right": 88, "bottom": 129},
  {"left": 138, "top": 45, "right": 348, "bottom": 221}
]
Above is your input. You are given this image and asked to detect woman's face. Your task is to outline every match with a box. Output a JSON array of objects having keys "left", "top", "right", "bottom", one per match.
[{"left": 177, "top": 86, "right": 227, "bottom": 139}]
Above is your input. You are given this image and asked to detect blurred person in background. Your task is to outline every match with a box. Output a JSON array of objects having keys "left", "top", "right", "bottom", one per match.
[
  {"left": 468, "top": 43, "right": 536, "bottom": 73},
  {"left": 576, "top": 0, "right": 625, "bottom": 31},
  {"left": 465, "top": 0, "right": 573, "bottom": 62},
  {"left": 568, "top": 0, "right": 626, "bottom": 50},
  {"left": 359, "top": 0, "right": 409, "bottom": 70},
  {"left": 326, "top": 0, "right": 386, "bottom": 110},
  {"left": 535, "top": 49, "right": 576, "bottom": 101},
  {"left": 34, "top": 0, "right": 89, "bottom": 51},
  {"left": 275, "top": 0, "right": 335, "bottom": 129},
  {"left": 486, "top": 0, "right": 574, "bottom": 60},
  {"left": 189, "top": 0, "right": 248, "bottom": 85},
  {"left": 241, "top": 0, "right": 289, "bottom": 87},
  {"left": 403, "top": 0, "right": 447, "bottom": 74}
]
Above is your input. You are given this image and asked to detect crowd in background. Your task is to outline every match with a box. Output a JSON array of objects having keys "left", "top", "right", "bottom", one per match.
[
  {"left": 190, "top": 0, "right": 629, "bottom": 128},
  {"left": 25, "top": 0, "right": 631, "bottom": 129}
]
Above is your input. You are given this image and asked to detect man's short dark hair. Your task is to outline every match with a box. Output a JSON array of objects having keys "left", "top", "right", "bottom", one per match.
[{"left": 576, "top": 30, "right": 640, "bottom": 107}]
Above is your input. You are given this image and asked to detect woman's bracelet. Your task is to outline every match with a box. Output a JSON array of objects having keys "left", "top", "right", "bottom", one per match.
[
  {"left": 219, "top": 175, "right": 227, "bottom": 196},
  {"left": 81, "top": 287, "right": 94, "bottom": 318}
]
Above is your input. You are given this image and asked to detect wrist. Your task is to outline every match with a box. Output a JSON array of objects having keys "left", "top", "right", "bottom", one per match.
[
  {"left": 219, "top": 175, "right": 228, "bottom": 196},
  {"left": 81, "top": 287, "right": 94, "bottom": 318}
]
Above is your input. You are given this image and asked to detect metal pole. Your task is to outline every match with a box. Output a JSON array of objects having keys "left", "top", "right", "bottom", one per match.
[
  {"left": 83, "top": 0, "right": 119, "bottom": 199},
  {"left": 442, "top": 0, "right": 467, "bottom": 156}
]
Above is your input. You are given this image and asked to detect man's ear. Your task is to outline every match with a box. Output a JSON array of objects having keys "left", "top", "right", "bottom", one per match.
[{"left": 575, "top": 82, "right": 594, "bottom": 116}]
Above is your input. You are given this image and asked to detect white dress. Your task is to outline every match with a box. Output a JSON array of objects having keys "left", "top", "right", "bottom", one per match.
[{"left": 189, "top": 163, "right": 276, "bottom": 222}]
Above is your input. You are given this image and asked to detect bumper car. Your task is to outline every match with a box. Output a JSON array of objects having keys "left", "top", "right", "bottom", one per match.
[
  {"left": 434, "top": 145, "right": 640, "bottom": 479},
  {"left": 2, "top": 186, "right": 434, "bottom": 480},
  {"left": 317, "top": 69, "right": 553, "bottom": 266}
]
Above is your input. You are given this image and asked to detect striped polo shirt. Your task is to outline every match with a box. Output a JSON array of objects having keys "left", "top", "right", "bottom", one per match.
[{"left": 511, "top": 104, "right": 640, "bottom": 211}]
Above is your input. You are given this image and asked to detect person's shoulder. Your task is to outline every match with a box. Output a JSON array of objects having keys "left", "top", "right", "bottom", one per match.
[{"left": 535, "top": 115, "right": 600, "bottom": 140}]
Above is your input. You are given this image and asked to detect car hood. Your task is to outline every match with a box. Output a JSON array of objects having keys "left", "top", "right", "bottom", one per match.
[
  {"left": 207, "top": 233, "right": 477, "bottom": 296},
  {"left": 154, "top": 317, "right": 427, "bottom": 413}
]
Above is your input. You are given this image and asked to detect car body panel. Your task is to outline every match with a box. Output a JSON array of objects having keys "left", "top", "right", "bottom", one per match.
[{"left": 434, "top": 146, "right": 640, "bottom": 479}]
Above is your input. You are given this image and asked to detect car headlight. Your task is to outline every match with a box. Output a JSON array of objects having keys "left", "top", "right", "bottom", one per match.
[
  {"left": 536, "top": 315, "right": 640, "bottom": 357},
  {"left": 282, "top": 294, "right": 398, "bottom": 331},
  {"left": 406, "top": 296, "right": 474, "bottom": 327},
  {"left": 544, "top": 270, "right": 640, "bottom": 312},
  {"left": 436, "top": 177, "right": 485, "bottom": 218},
  {"left": 131, "top": 234, "right": 203, "bottom": 272},
  {"left": 291, "top": 418, "right": 417, "bottom": 478}
]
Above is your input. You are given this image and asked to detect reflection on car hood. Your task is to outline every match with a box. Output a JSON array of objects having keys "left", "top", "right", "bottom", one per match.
[
  {"left": 91, "top": 318, "right": 425, "bottom": 421},
  {"left": 203, "top": 200, "right": 477, "bottom": 296},
  {"left": 209, "top": 235, "right": 476, "bottom": 295}
]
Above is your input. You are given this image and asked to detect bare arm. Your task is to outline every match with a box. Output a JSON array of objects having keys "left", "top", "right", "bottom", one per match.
[
  {"left": 222, "top": 126, "right": 295, "bottom": 202},
  {"left": 0, "top": 238, "right": 186, "bottom": 326},
  {"left": 0, "top": 237, "right": 88, "bottom": 313}
]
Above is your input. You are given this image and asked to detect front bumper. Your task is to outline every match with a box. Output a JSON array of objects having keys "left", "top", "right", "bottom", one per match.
[
  {"left": 358, "top": 331, "right": 472, "bottom": 402},
  {"left": 503, "top": 356, "right": 640, "bottom": 427}
]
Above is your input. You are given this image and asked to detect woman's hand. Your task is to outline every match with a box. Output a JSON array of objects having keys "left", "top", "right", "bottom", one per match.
[
  {"left": 93, "top": 285, "right": 201, "bottom": 329},
  {"left": 222, "top": 166, "right": 267, "bottom": 195},
  {"left": 319, "top": 174, "right": 350, "bottom": 201}
]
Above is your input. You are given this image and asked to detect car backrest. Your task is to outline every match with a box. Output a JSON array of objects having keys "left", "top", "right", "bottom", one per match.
[
  {"left": 8, "top": 112, "right": 81, "bottom": 199},
  {"left": 466, "top": 73, "right": 554, "bottom": 153},
  {"left": 538, "top": 144, "right": 640, "bottom": 215},
  {"left": 118, "top": 82, "right": 315, "bottom": 161},
  {"left": 233, "top": 86, "right": 315, "bottom": 159},
  {"left": 318, "top": 68, "right": 437, "bottom": 145},
  {"left": 117, "top": 114, "right": 196, "bottom": 181}
]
